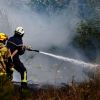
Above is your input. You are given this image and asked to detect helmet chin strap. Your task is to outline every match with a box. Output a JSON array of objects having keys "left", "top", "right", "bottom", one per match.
[{"left": 14, "top": 32, "right": 24, "bottom": 40}]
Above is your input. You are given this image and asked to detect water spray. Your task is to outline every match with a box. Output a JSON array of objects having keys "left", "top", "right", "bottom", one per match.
[
  {"left": 12, "top": 48, "right": 99, "bottom": 68},
  {"left": 29, "top": 48, "right": 99, "bottom": 68}
]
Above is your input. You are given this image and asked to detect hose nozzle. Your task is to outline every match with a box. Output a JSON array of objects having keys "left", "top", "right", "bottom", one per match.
[{"left": 32, "top": 49, "right": 39, "bottom": 52}]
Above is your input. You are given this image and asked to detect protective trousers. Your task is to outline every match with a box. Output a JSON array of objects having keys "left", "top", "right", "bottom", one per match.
[{"left": 14, "top": 61, "right": 27, "bottom": 88}]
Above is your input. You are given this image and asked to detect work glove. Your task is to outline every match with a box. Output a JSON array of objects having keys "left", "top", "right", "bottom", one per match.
[{"left": 24, "top": 46, "right": 33, "bottom": 51}]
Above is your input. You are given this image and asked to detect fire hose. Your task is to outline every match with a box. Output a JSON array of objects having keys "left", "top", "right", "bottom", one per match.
[{"left": 11, "top": 47, "right": 39, "bottom": 57}]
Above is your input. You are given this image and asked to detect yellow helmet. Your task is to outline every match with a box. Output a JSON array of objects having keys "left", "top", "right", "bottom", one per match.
[{"left": 0, "top": 33, "right": 8, "bottom": 41}]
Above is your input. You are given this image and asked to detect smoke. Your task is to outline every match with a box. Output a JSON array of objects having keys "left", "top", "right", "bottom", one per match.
[{"left": 0, "top": 0, "right": 95, "bottom": 84}]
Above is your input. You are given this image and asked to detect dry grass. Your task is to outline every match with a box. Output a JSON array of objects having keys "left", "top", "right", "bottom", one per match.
[
  {"left": 26, "top": 66, "right": 100, "bottom": 100},
  {"left": 1, "top": 66, "right": 100, "bottom": 100}
]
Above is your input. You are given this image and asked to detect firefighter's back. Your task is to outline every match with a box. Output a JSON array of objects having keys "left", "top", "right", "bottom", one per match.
[{"left": 0, "top": 43, "right": 11, "bottom": 74}]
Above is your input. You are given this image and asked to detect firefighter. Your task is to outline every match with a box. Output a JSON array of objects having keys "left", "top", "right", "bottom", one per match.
[
  {"left": 6, "top": 27, "right": 32, "bottom": 89},
  {"left": 0, "top": 33, "right": 14, "bottom": 78}
]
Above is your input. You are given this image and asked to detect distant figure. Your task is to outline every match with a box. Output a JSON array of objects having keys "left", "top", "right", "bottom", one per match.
[
  {"left": 0, "top": 33, "right": 14, "bottom": 79},
  {"left": 6, "top": 27, "right": 32, "bottom": 89}
]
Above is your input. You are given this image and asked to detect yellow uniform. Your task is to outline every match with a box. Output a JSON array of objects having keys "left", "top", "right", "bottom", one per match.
[{"left": 0, "top": 43, "right": 14, "bottom": 76}]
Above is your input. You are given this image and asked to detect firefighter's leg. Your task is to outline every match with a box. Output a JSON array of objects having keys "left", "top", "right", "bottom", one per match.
[{"left": 14, "top": 62, "right": 27, "bottom": 88}]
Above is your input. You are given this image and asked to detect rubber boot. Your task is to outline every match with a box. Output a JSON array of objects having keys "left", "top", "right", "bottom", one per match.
[{"left": 21, "top": 82, "right": 28, "bottom": 90}]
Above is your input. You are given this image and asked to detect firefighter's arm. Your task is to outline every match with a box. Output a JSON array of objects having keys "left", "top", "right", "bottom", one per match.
[
  {"left": 8, "top": 56, "right": 14, "bottom": 80},
  {"left": 8, "top": 56, "right": 14, "bottom": 73},
  {"left": 17, "top": 40, "right": 25, "bottom": 55},
  {"left": 7, "top": 49, "right": 14, "bottom": 73}
]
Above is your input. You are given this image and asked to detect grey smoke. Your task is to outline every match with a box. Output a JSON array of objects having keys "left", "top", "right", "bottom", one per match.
[{"left": 0, "top": 0, "right": 94, "bottom": 84}]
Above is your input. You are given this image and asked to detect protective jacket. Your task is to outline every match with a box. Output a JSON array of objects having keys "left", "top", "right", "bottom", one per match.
[
  {"left": 0, "top": 43, "right": 14, "bottom": 75},
  {"left": 6, "top": 35, "right": 25, "bottom": 63}
]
